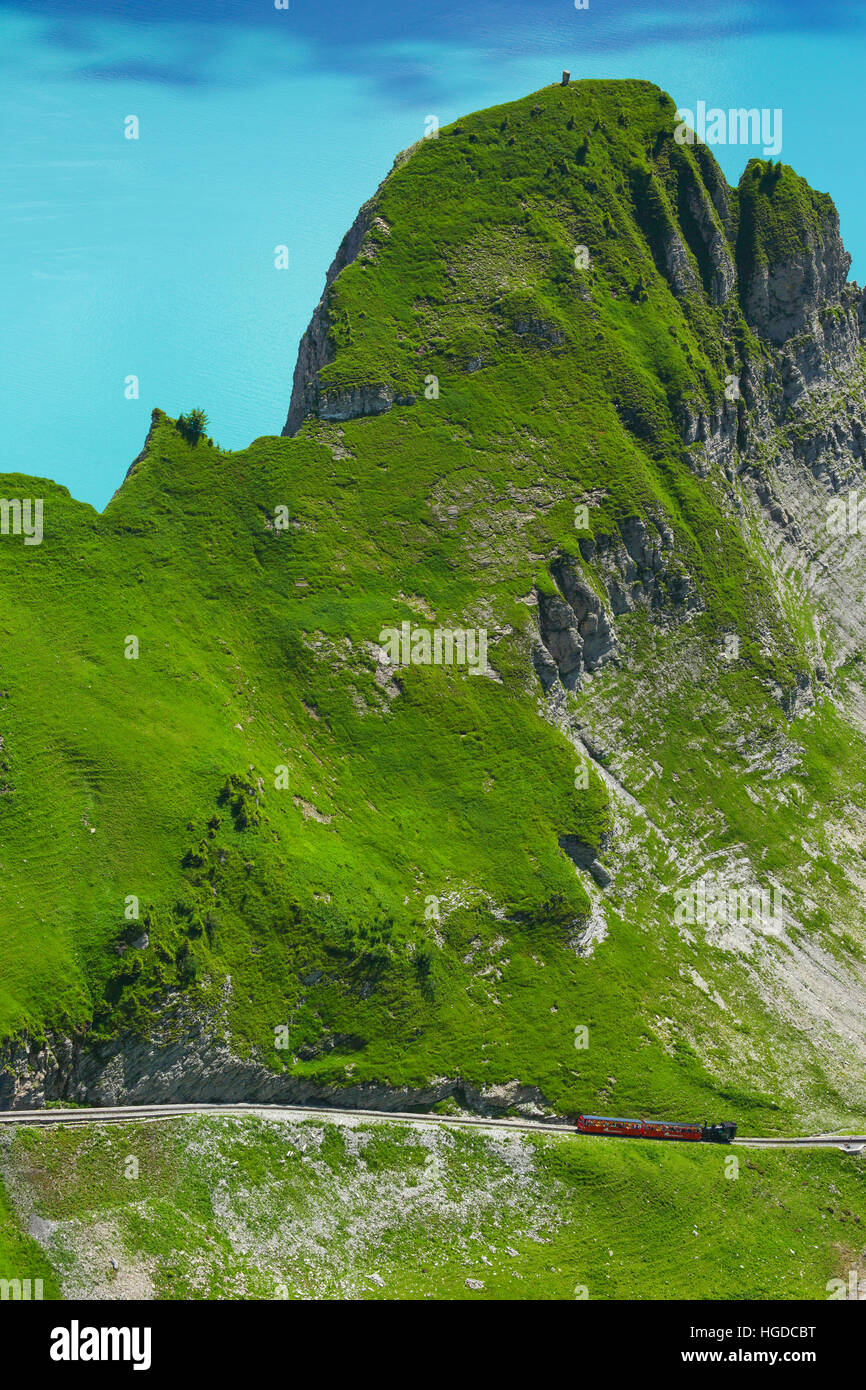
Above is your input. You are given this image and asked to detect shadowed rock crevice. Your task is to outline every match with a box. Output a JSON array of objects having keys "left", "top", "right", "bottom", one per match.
[
  {"left": 558, "top": 835, "right": 612, "bottom": 888},
  {"left": 534, "top": 559, "right": 617, "bottom": 692}
]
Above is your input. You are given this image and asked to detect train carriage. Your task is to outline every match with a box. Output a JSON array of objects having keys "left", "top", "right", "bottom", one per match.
[{"left": 576, "top": 1114, "right": 736, "bottom": 1143}]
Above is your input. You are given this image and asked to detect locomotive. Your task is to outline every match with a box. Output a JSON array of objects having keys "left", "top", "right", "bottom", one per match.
[{"left": 576, "top": 1114, "right": 737, "bottom": 1143}]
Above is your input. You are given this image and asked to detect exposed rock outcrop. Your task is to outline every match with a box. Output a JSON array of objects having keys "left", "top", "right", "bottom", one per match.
[
  {"left": 282, "top": 195, "right": 380, "bottom": 436},
  {"left": 282, "top": 158, "right": 415, "bottom": 435},
  {"left": 533, "top": 518, "right": 699, "bottom": 695},
  {"left": 736, "top": 164, "right": 852, "bottom": 346},
  {"left": 534, "top": 557, "right": 618, "bottom": 692},
  {"left": 0, "top": 1017, "right": 558, "bottom": 1121}
]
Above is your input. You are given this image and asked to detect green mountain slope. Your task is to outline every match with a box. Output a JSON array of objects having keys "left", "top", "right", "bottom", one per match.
[{"left": 2, "top": 79, "right": 866, "bottom": 1134}]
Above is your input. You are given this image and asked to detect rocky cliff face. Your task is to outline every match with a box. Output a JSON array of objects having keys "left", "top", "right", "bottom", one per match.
[
  {"left": 282, "top": 151, "right": 419, "bottom": 436},
  {"left": 0, "top": 1001, "right": 552, "bottom": 1119},
  {"left": 691, "top": 171, "right": 866, "bottom": 681},
  {"left": 282, "top": 197, "right": 378, "bottom": 436}
]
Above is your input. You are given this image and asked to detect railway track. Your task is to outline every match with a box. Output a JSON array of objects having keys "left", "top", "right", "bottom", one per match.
[
  {"left": 0, "top": 1102, "right": 863, "bottom": 1149},
  {"left": 733, "top": 1134, "right": 866, "bottom": 1151},
  {"left": 0, "top": 1101, "right": 578, "bottom": 1138}
]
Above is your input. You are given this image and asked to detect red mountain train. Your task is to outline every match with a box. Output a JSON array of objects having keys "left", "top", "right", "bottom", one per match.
[{"left": 576, "top": 1114, "right": 737, "bottom": 1144}]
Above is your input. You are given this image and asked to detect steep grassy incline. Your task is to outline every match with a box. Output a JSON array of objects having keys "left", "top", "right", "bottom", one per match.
[{"left": 2, "top": 80, "right": 866, "bottom": 1134}]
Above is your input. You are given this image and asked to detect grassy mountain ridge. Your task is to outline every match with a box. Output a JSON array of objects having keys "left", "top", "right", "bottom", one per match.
[{"left": 2, "top": 79, "right": 866, "bottom": 1135}]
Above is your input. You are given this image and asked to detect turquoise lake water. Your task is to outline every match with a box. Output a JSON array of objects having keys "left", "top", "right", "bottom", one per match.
[{"left": 1, "top": 0, "right": 864, "bottom": 508}]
